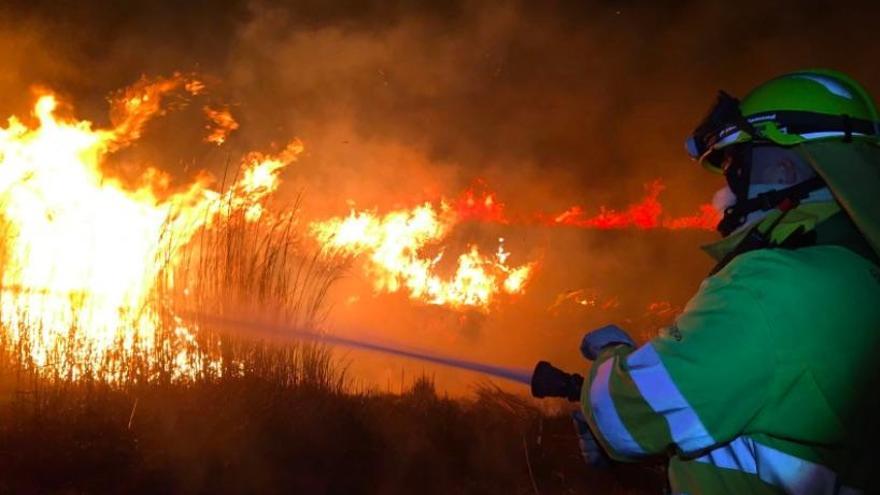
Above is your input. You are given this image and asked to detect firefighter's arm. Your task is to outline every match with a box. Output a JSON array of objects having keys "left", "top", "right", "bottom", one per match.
[{"left": 580, "top": 274, "right": 774, "bottom": 461}]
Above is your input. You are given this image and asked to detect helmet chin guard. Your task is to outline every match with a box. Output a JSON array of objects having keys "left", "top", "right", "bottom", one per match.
[{"left": 716, "top": 143, "right": 753, "bottom": 236}]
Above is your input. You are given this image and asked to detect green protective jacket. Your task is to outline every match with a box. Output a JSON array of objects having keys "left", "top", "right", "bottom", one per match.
[{"left": 580, "top": 216, "right": 880, "bottom": 494}]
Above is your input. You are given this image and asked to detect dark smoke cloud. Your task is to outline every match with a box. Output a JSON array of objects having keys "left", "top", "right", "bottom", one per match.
[
  {"left": 3, "top": 0, "right": 880, "bottom": 208},
  {"left": 2, "top": 0, "right": 880, "bottom": 390}
]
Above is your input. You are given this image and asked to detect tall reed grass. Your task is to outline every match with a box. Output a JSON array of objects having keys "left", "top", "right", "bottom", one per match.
[{"left": 0, "top": 183, "right": 350, "bottom": 390}]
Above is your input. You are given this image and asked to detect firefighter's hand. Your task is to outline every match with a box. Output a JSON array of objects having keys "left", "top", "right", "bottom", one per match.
[
  {"left": 571, "top": 409, "right": 610, "bottom": 468},
  {"left": 580, "top": 324, "right": 635, "bottom": 361}
]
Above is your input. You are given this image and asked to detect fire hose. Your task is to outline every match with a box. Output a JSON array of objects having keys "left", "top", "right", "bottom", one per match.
[
  {"left": 194, "top": 314, "right": 608, "bottom": 465},
  {"left": 191, "top": 313, "right": 583, "bottom": 402}
]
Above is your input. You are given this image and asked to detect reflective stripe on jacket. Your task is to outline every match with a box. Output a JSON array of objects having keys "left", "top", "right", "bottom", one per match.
[{"left": 580, "top": 245, "right": 880, "bottom": 494}]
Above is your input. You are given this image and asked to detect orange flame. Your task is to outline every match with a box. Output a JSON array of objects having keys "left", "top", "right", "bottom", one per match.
[
  {"left": 107, "top": 73, "right": 202, "bottom": 148},
  {"left": 425, "top": 179, "right": 720, "bottom": 232},
  {"left": 310, "top": 202, "right": 534, "bottom": 311},
  {"left": 0, "top": 79, "right": 299, "bottom": 379},
  {"left": 661, "top": 204, "right": 721, "bottom": 231},
  {"left": 204, "top": 105, "right": 239, "bottom": 145},
  {"left": 551, "top": 181, "right": 665, "bottom": 229},
  {"left": 545, "top": 181, "right": 721, "bottom": 231},
  {"left": 309, "top": 178, "right": 717, "bottom": 310},
  {"left": 454, "top": 179, "right": 508, "bottom": 224}
]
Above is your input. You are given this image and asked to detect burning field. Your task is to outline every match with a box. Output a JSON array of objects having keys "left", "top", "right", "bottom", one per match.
[
  {"left": 0, "top": 73, "right": 719, "bottom": 388},
  {"left": 1, "top": 0, "right": 878, "bottom": 493},
  {"left": 0, "top": 75, "right": 684, "bottom": 493},
  {"left": 0, "top": 74, "right": 324, "bottom": 382}
]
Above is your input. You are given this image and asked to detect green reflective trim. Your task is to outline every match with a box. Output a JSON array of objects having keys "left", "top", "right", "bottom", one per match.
[
  {"left": 746, "top": 433, "right": 830, "bottom": 468},
  {"left": 669, "top": 456, "right": 782, "bottom": 495},
  {"left": 582, "top": 345, "right": 677, "bottom": 459},
  {"left": 608, "top": 348, "right": 675, "bottom": 454},
  {"left": 581, "top": 346, "right": 648, "bottom": 460}
]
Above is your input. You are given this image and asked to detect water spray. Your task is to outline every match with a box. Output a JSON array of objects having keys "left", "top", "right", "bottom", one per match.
[
  {"left": 195, "top": 314, "right": 587, "bottom": 401},
  {"left": 195, "top": 314, "right": 534, "bottom": 386}
]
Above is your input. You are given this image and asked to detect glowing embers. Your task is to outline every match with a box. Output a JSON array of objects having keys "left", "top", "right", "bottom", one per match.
[
  {"left": 548, "top": 289, "right": 621, "bottom": 316},
  {"left": 311, "top": 203, "right": 534, "bottom": 311},
  {"left": 0, "top": 78, "right": 299, "bottom": 380}
]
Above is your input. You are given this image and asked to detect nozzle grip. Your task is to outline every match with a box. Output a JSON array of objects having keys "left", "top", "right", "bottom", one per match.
[{"left": 530, "top": 361, "right": 584, "bottom": 402}]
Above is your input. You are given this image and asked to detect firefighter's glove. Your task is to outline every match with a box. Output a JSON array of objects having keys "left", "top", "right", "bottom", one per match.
[
  {"left": 580, "top": 324, "right": 635, "bottom": 361},
  {"left": 571, "top": 409, "right": 610, "bottom": 468}
]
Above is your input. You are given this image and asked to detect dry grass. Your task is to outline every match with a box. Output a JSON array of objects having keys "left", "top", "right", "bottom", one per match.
[
  {"left": 0, "top": 194, "right": 663, "bottom": 494},
  {"left": 0, "top": 365, "right": 665, "bottom": 495},
  {"left": 0, "top": 174, "right": 350, "bottom": 385}
]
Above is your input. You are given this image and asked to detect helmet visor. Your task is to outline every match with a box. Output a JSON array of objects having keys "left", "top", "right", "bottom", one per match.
[{"left": 685, "top": 90, "right": 755, "bottom": 170}]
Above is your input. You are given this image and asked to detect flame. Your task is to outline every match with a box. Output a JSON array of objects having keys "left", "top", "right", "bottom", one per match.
[
  {"left": 311, "top": 203, "right": 534, "bottom": 311},
  {"left": 107, "top": 73, "right": 203, "bottom": 148},
  {"left": 0, "top": 80, "right": 299, "bottom": 379},
  {"left": 550, "top": 181, "right": 665, "bottom": 229},
  {"left": 661, "top": 204, "right": 721, "bottom": 230},
  {"left": 426, "top": 179, "right": 721, "bottom": 232},
  {"left": 309, "top": 178, "right": 718, "bottom": 310},
  {"left": 546, "top": 180, "right": 720, "bottom": 231},
  {"left": 204, "top": 105, "right": 239, "bottom": 145},
  {"left": 454, "top": 179, "right": 508, "bottom": 224}
]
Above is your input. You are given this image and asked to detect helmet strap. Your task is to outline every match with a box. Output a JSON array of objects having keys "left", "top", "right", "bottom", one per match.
[
  {"left": 718, "top": 143, "right": 754, "bottom": 235},
  {"left": 717, "top": 174, "right": 826, "bottom": 236}
]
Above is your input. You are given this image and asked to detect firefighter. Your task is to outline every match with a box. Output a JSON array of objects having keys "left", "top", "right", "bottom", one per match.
[{"left": 573, "top": 70, "right": 880, "bottom": 494}]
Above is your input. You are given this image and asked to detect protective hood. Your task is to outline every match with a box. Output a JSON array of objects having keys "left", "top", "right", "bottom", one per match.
[{"left": 796, "top": 141, "right": 880, "bottom": 258}]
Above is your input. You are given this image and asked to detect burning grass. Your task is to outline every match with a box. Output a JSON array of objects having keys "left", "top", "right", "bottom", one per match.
[
  {"left": 0, "top": 76, "right": 670, "bottom": 494},
  {"left": 0, "top": 181, "right": 348, "bottom": 385},
  {"left": 0, "top": 75, "right": 354, "bottom": 384},
  {"left": 0, "top": 170, "right": 662, "bottom": 493}
]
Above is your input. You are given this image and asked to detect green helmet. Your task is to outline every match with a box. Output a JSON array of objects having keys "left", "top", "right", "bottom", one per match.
[
  {"left": 686, "top": 69, "right": 880, "bottom": 256},
  {"left": 686, "top": 69, "right": 880, "bottom": 172}
]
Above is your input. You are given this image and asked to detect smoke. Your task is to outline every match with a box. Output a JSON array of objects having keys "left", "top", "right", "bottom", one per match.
[
  {"left": 2, "top": 0, "right": 880, "bottom": 392},
  {"left": 4, "top": 0, "right": 880, "bottom": 203}
]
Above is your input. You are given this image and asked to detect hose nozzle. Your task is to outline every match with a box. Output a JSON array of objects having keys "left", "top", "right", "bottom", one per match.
[{"left": 530, "top": 361, "right": 584, "bottom": 402}]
